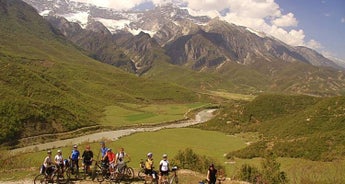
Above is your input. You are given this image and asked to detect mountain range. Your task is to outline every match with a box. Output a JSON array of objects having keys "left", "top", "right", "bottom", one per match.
[
  {"left": 21, "top": 0, "right": 345, "bottom": 96},
  {"left": 1, "top": 0, "right": 345, "bottom": 166},
  {"left": 0, "top": 0, "right": 207, "bottom": 145}
]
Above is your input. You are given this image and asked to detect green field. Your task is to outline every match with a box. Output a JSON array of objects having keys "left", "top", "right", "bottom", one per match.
[
  {"left": 1, "top": 128, "right": 345, "bottom": 184},
  {"left": 100, "top": 102, "right": 208, "bottom": 126}
]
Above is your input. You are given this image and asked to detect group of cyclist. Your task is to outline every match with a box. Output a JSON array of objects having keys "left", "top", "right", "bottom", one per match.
[
  {"left": 41, "top": 141, "right": 173, "bottom": 183},
  {"left": 41, "top": 144, "right": 94, "bottom": 175}
]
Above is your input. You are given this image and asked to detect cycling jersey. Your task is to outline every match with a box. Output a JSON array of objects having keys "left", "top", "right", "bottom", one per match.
[
  {"left": 82, "top": 150, "right": 93, "bottom": 161},
  {"left": 159, "top": 160, "right": 169, "bottom": 172},
  {"left": 43, "top": 156, "right": 52, "bottom": 168},
  {"left": 71, "top": 149, "right": 80, "bottom": 160},
  {"left": 54, "top": 154, "right": 63, "bottom": 165},
  {"left": 101, "top": 147, "right": 108, "bottom": 157},
  {"left": 107, "top": 151, "right": 115, "bottom": 163},
  {"left": 116, "top": 152, "right": 127, "bottom": 163},
  {"left": 145, "top": 158, "right": 153, "bottom": 170}
]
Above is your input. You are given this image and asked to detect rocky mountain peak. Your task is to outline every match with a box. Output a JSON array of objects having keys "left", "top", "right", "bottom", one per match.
[{"left": 23, "top": 0, "right": 342, "bottom": 72}]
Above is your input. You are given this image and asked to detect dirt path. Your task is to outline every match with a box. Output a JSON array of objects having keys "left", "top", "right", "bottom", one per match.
[{"left": 10, "top": 109, "right": 216, "bottom": 154}]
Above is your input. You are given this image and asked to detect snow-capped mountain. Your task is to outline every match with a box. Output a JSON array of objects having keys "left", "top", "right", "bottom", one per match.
[
  {"left": 23, "top": 0, "right": 210, "bottom": 36},
  {"left": 23, "top": 0, "right": 341, "bottom": 72}
]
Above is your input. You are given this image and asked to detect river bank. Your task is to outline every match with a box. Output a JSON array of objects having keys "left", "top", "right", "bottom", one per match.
[{"left": 10, "top": 109, "right": 217, "bottom": 154}]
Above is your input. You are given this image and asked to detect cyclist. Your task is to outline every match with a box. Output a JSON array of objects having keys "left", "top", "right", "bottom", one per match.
[
  {"left": 82, "top": 145, "right": 93, "bottom": 173},
  {"left": 100, "top": 141, "right": 108, "bottom": 158},
  {"left": 115, "top": 147, "right": 131, "bottom": 172},
  {"left": 70, "top": 144, "right": 80, "bottom": 174},
  {"left": 104, "top": 148, "right": 116, "bottom": 173},
  {"left": 54, "top": 150, "right": 64, "bottom": 173},
  {"left": 159, "top": 154, "right": 170, "bottom": 184},
  {"left": 145, "top": 152, "right": 157, "bottom": 180},
  {"left": 43, "top": 150, "right": 56, "bottom": 177}
]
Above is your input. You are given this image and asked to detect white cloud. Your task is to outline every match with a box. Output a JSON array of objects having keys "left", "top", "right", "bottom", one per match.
[
  {"left": 306, "top": 39, "right": 323, "bottom": 50},
  {"left": 341, "top": 17, "right": 345, "bottom": 23},
  {"left": 70, "top": 0, "right": 318, "bottom": 48},
  {"left": 272, "top": 13, "right": 298, "bottom": 27}
]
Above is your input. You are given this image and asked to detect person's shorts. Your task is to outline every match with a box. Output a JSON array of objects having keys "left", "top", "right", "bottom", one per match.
[
  {"left": 160, "top": 171, "right": 169, "bottom": 176},
  {"left": 83, "top": 160, "right": 92, "bottom": 166},
  {"left": 145, "top": 169, "right": 153, "bottom": 175}
]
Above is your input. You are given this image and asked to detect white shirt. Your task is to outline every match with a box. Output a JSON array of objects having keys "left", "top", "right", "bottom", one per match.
[
  {"left": 43, "top": 156, "right": 52, "bottom": 168},
  {"left": 55, "top": 154, "right": 63, "bottom": 165},
  {"left": 159, "top": 159, "right": 169, "bottom": 172}
]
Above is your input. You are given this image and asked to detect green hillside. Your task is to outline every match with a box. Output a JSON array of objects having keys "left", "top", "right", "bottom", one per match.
[
  {"left": 196, "top": 94, "right": 345, "bottom": 161},
  {"left": 0, "top": 0, "right": 206, "bottom": 145}
]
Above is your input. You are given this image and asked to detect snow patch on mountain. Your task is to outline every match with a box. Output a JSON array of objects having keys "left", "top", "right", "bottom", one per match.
[
  {"left": 94, "top": 18, "right": 130, "bottom": 33},
  {"left": 246, "top": 27, "right": 266, "bottom": 38},
  {"left": 39, "top": 10, "right": 52, "bottom": 16},
  {"left": 63, "top": 11, "right": 89, "bottom": 28},
  {"left": 129, "top": 29, "right": 156, "bottom": 37}
]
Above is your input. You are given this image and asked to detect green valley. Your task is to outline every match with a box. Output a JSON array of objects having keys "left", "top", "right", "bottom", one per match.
[{"left": 1, "top": 1, "right": 345, "bottom": 184}]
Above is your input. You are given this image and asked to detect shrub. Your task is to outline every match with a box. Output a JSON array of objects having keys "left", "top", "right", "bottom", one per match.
[
  {"left": 235, "top": 152, "right": 288, "bottom": 184},
  {"left": 171, "top": 148, "right": 225, "bottom": 174}
]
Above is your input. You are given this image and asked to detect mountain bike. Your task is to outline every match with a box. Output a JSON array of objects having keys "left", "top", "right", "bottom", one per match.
[
  {"left": 161, "top": 166, "right": 178, "bottom": 184},
  {"left": 65, "top": 158, "right": 80, "bottom": 181},
  {"left": 82, "top": 160, "right": 93, "bottom": 179},
  {"left": 110, "top": 161, "right": 135, "bottom": 183},
  {"left": 34, "top": 165, "right": 69, "bottom": 184},
  {"left": 91, "top": 160, "right": 110, "bottom": 183}
]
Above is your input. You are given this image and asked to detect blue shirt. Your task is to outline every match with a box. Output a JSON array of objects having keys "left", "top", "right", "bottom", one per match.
[
  {"left": 101, "top": 147, "right": 108, "bottom": 157},
  {"left": 71, "top": 150, "right": 80, "bottom": 160}
]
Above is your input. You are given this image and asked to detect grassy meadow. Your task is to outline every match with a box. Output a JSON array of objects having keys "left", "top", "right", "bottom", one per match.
[
  {"left": 2, "top": 128, "right": 345, "bottom": 184},
  {"left": 100, "top": 102, "right": 208, "bottom": 126}
]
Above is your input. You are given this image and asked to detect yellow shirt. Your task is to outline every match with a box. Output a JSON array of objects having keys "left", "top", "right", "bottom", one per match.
[{"left": 145, "top": 158, "right": 153, "bottom": 170}]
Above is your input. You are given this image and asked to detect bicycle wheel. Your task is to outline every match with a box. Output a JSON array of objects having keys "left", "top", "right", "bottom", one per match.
[
  {"left": 34, "top": 174, "right": 47, "bottom": 184},
  {"left": 64, "top": 167, "right": 73, "bottom": 182},
  {"left": 57, "top": 172, "right": 69, "bottom": 184},
  {"left": 169, "top": 175, "right": 178, "bottom": 184},
  {"left": 162, "top": 178, "right": 169, "bottom": 184},
  {"left": 124, "top": 167, "right": 135, "bottom": 180},
  {"left": 138, "top": 169, "right": 146, "bottom": 180}
]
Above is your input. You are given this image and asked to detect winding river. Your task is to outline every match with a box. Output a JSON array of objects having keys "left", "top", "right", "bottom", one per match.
[{"left": 11, "top": 109, "right": 216, "bottom": 154}]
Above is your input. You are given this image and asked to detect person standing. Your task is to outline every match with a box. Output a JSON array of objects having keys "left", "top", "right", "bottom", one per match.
[
  {"left": 70, "top": 144, "right": 80, "bottom": 174},
  {"left": 145, "top": 152, "right": 156, "bottom": 180},
  {"left": 54, "top": 150, "right": 64, "bottom": 172},
  {"left": 82, "top": 145, "right": 93, "bottom": 173},
  {"left": 104, "top": 148, "right": 115, "bottom": 172},
  {"left": 159, "top": 154, "right": 169, "bottom": 184},
  {"left": 43, "top": 150, "right": 55, "bottom": 175},
  {"left": 206, "top": 164, "right": 217, "bottom": 184},
  {"left": 115, "top": 147, "right": 131, "bottom": 172},
  {"left": 100, "top": 141, "right": 108, "bottom": 159}
]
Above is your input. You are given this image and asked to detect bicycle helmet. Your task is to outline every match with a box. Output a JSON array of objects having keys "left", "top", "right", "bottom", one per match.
[
  {"left": 57, "top": 150, "right": 62, "bottom": 153},
  {"left": 162, "top": 154, "right": 167, "bottom": 158},
  {"left": 147, "top": 152, "right": 153, "bottom": 157},
  {"left": 73, "top": 144, "right": 78, "bottom": 148},
  {"left": 47, "top": 150, "right": 52, "bottom": 154}
]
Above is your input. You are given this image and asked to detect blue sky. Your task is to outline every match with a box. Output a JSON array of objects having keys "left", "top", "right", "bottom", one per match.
[{"left": 276, "top": 0, "right": 345, "bottom": 62}]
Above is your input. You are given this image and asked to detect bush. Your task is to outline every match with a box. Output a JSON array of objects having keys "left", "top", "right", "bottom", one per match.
[
  {"left": 235, "top": 152, "right": 288, "bottom": 184},
  {"left": 236, "top": 164, "right": 260, "bottom": 183},
  {"left": 171, "top": 148, "right": 225, "bottom": 174}
]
